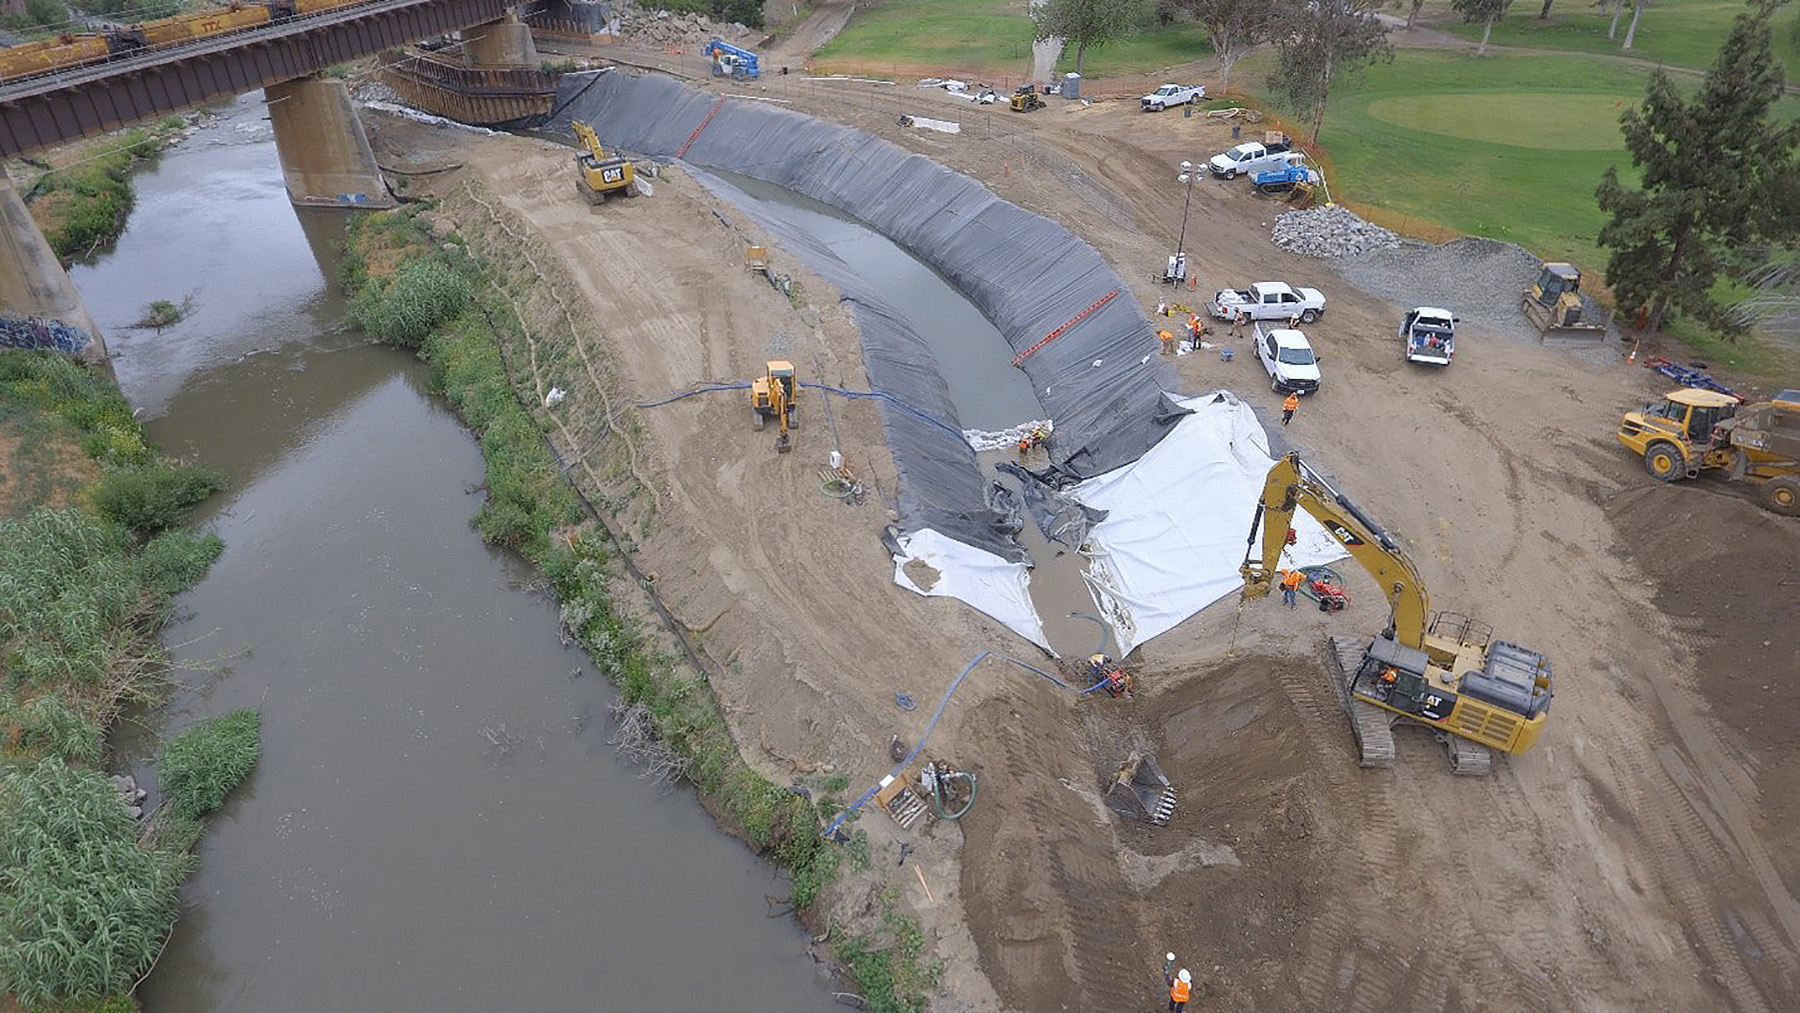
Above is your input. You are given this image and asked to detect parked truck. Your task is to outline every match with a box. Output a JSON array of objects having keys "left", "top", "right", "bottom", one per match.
[
  {"left": 1209, "top": 281, "right": 1327, "bottom": 323},
  {"left": 1252, "top": 321, "right": 1322, "bottom": 395},
  {"left": 1141, "top": 83, "right": 1205, "bottom": 111},
  {"left": 1208, "top": 135, "right": 1293, "bottom": 179},
  {"left": 1400, "top": 307, "right": 1457, "bottom": 366}
]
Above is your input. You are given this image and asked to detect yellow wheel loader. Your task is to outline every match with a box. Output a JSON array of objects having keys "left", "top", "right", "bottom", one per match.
[
  {"left": 1242, "top": 453, "right": 1553, "bottom": 774},
  {"left": 1522, "top": 262, "right": 1605, "bottom": 335},
  {"left": 571, "top": 119, "right": 635, "bottom": 205},
  {"left": 749, "top": 361, "right": 798, "bottom": 453},
  {"left": 1617, "top": 388, "right": 1800, "bottom": 516}
]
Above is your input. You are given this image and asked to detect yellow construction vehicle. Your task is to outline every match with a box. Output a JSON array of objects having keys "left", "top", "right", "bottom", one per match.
[
  {"left": 1009, "top": 84, "right": 1045, "bottom": 113},
  {"left": 1617, "top": 388, "right": 1800, "bottom": 515},
  {"left": 570, "top": 119, "right": 635, "bottom": 204},
  {"left": 749, "top": 360, "right": 798, "bottom": 453},
  {"left": 1522, "top": 262, "right": 1605, "bottom": 335},
  {"left": 1242, "top": 453, "right": 1553, "bottom": 774}
]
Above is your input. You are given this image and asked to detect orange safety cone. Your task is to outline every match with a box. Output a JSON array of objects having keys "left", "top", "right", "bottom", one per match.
[{"left": 1627, "top": 341, "right": 1639, "bottom": 363}]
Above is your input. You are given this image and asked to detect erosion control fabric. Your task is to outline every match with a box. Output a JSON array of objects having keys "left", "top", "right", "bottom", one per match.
[{"left": 551, "top": 73, "right": 1180, "bottom": 545}]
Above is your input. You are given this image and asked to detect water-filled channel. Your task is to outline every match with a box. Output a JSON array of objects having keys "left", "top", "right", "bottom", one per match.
[{"left": 78, "top": 96, "right": 834, "bottom": 1011}]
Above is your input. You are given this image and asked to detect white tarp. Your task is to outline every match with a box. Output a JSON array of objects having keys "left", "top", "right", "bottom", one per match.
[
  {"left": 892, "top": 528, "right": 1048, "bottom": 650},
  {"left": 1072, "top": 391, "right": 1347, "bottom": 654}
]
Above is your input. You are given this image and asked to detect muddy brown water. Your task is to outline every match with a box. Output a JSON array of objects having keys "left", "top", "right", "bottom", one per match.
[
  {"left": 74, "top": 96, "right": 834, "bottom": 1010},
  {"left": 691, "top": 169, "right": 1102, "bottom": 659}
]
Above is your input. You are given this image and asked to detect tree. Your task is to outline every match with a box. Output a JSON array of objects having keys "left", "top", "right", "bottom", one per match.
[
  {"left": 1453, "top": 0, "right": 1516, "bottom": 53},
  {"left": 1606, "top": 0, "right": 1627, "bottom": 39},
  {"left": 1596, "top": 0, "right": 1798, "bottom": 334},
  {"left": 1180, "top": 0, "right": 1277, "bottom": 92},
  {"left": 1404, "top": 0, "right": 1425, "bottom": 29},
  {"left": 1620, "top": 0, "right": 1647, "bottom": 49},
  {"left": 1268, "top": 0, "right": 1391, "bottom": 142},
  {"left": 1032, "top": 0, "right": 1138, "bottom": 78},
  {"left": 1539, "top": 0, "right": 1555, "bottom": 18}
]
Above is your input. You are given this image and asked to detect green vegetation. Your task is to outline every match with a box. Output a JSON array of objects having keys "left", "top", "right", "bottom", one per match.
[
  {"left": 349, "top": 257, "right": 472, "bottom": 348},
  {"left": 22, "top": 120, "right": 184, "bottom": 264},
  {"left": 0, "top": 351, "right": 226, "bottom": 1008},
  {"left": 1421, "top": 0, "right": 1800, "bottom": 81},
  {"left": 834, "top": 886, "right": 940, "bottom": 1013},
  {"left": 157, "top": 709, "right": 261, "bottom": 820},
  {"left": 0, "top": 759, "right": 195, "bottom": 1007},
  {"left": 816, "top": 0, "right": 1210, "bottom": 79},
  {"left": 343, "top": 205, "right": 845, "bottom": 923}
]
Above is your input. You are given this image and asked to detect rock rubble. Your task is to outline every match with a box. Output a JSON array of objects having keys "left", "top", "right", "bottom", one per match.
[
  {"left": 617, "top": 7, "right": 754, "bottom": 49},
  {"left": 1271, "top": 205, "right": 1403, "bottom": 259}
]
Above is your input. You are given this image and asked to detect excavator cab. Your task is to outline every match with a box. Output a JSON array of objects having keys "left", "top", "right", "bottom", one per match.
[{"left": 749, "top": 360, "right": 798, "bottom": 452}]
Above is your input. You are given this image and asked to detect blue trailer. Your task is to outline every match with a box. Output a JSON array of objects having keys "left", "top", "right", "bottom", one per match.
[
  {"left": 1252, "top": 160, "right": 1319, "bottom": 193},
  {"left": 703, "top": 39, "right": 760, "bottom": 80}
]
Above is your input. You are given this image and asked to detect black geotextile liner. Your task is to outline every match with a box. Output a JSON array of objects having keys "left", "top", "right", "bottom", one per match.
[{"left": 551, "top": 72, "right": 1180, "bottom": 554}]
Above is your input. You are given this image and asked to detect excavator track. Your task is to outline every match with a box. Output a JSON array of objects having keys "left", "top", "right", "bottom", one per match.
[
  {"left": 1443, "top": 734, "right": 1494, "bottom": 777},
  {"left": 1325, "top": 636, "right": 1395, "bottom": 770}
]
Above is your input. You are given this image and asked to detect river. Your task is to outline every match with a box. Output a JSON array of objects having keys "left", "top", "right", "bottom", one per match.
[{"left": 75, "top": 95, "right": 834, "bottom": 1011}]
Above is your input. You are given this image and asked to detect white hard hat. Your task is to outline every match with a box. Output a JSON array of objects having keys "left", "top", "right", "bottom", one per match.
[{"left": 1178, "top": 968, "right": 1191, "bottom": 983}]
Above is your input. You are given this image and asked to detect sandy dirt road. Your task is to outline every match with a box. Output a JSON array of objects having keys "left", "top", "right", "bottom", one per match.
[{"left": 367, "top": 60, "right": 1798, "bottom": 1012}]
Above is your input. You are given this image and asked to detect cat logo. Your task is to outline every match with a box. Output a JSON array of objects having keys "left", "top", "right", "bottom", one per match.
[
  {"left": 1323, "top": 522, "right": 1365, "bottom": 546},
  {"left": 601, "top": 166, "right": 624, "bottom": 184}
]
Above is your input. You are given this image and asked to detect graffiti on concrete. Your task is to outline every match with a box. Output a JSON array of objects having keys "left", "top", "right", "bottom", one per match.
[{"left": 0, "top": 314, "right": 93, "bottom": 357}]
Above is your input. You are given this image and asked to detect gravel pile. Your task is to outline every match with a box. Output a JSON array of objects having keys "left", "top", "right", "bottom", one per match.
[
  {"left": 1333, "top": 236, "right": 1620, "bottom": 353},
  {"left": 1271, "top": 205, "right": 1403, "bottom": 258},
  {"left": 618, "top": 8, "right": 754, "bottom": 48}
]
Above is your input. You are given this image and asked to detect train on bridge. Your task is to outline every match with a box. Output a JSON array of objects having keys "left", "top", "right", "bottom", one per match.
[{"left": 0, "top": 0, "right": 369, "bottom": 83}]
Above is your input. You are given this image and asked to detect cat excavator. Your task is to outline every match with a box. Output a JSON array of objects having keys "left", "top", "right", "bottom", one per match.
[
  {"left": 1241, "top": 453, "right": 1553, "bottom": 775},
  {"left": 570, "top": 119, "right": 635, "bottom": 204},
  {"left": 749, "top": 360, "right": 797, "bottom": 453}
]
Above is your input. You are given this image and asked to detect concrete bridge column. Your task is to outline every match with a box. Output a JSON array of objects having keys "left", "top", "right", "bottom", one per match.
[
  {"left": 463, "top": 11, "right": 539, "bottom": 68},
  {"left": 0, "top": 176, "right": 107, "bottom": 364},
  {"left": 265, "top": 76, "right": 395, "bottom": 209}
]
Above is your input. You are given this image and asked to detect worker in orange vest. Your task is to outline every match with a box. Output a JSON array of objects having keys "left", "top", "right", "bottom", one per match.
[
  {"left": 1280, "top": 568, "right": 1305, "bottom": 608},
  {"left": 1159, "top": 328, "right": 1176, "bottom": 356},
  {"left": 1281, "top": 391, "right": 1300, "bottom": 426},
  {"left": 1168, "top": 967, "right": 1193, "bottom": 1011}
]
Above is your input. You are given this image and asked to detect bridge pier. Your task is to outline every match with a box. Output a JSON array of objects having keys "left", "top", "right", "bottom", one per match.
[
  {"left": 463, "top": 11, "right": 540, "bottom": 68},
  {"left": 265, "top": 77, "right": 395, "bottom": 209},
  {"left": 0, "top": 176, "right": 107, "bottom": 364}
]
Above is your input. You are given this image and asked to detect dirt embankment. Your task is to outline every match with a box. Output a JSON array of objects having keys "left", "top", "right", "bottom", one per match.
[{"left": 366, "top": 60, "right": 1800, "bottom": 1013}]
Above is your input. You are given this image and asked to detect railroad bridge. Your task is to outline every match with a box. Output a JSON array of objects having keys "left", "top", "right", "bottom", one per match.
[{"left": 1, "top": 0, "right": 546, "bottom": 362}]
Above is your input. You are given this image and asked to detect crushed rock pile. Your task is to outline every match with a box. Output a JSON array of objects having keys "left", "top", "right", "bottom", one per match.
[
  {"left": 1271, "top": 205, "right": 1403, "bottom": 258},
  {"left": 618, "top": 8, "right": 754, "bottom": 48}
]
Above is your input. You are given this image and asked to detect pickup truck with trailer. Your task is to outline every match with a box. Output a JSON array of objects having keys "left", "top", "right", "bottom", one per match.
[
  {"left": 1207, "top": 135, "right": 1292, "bottom": 179},
  {"left": 1400, "top": 307, "right": 1457, "bottom": 366},
  {"left": 1141, "top": 83, "right": 1205, "bottom": 111},
  {"left": 1253, "top": 321, "right": 1322, "bottom": 394},
  {"left": 1209, "top": 281, "right": 1327, "bottom": 323}
]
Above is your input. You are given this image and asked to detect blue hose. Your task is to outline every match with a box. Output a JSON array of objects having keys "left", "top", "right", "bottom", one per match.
[{"left": 634, "top": 382, "right": 750, "bottom": 408}]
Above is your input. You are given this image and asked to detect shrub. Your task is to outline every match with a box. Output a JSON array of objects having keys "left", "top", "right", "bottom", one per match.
[
  {"left": 349, "top": 257, "right": 471, "bottom": 348},
  {"left": 156, "top": 708, "right": 261, "bottom": 821},
  {"left": 0, "top": 758, "right": 193, "bottom": 1005},
  {"left": 90, "top": 463, "right": 224, "bottom": 533},
  {"left": 133, "top": 528, "right": 225, "bottom": 596}
]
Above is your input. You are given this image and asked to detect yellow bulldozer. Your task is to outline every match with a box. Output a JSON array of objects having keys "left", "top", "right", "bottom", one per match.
[
  {"left": 749, "top": 361, "right": 798, "bottom": 453},
  {"left": 571, "top": 119, "right": 635, "bottom": 205},
  {"left": 1522, "top": 262, "right": 1605, "bottom": 336},
  {"left": 1617, "top": 387, "right": 1800, "bottom": 515},
  {"left": 1242, "top": 453, "right": 1553, "bottom": 774}
]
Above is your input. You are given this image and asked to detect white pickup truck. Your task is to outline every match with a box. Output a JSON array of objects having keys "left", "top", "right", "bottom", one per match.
[
  {"left": 1207, "top": 136, "right": 1293, "bottom": 179},
  {"left": 1252, "top": 321, "right": 1322, "bottom": 395},
  {"left": 1209, "top": 281, "right": 1327, "bottom": 323},
  {"left": 1141, "top": 83, "right": 1205, "bottom": 111}
]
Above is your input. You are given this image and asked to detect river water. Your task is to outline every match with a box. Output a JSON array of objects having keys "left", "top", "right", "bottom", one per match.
[{"left": 74, "top": 95, "right": 834, "bottom": 1011}]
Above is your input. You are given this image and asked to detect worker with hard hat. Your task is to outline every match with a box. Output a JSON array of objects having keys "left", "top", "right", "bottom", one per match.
[
  {"left": 1159, "top": 328, "right": 1176, "bottom": 356},
  {"left": 1168, "top": 967, "right": 1193, "bottom": 1011}
]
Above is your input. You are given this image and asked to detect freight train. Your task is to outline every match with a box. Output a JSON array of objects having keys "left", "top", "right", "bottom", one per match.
[{"left": 0, "top": 0, "right": 369, "bottom": 83}]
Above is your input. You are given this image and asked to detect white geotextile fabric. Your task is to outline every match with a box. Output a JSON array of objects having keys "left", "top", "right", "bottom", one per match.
[
  {"left": 892, "top": 528, "right": 1048, "bottom": 650},
  {"left": 1072, "top": 391, "right": 1347, "bottom": 655}
]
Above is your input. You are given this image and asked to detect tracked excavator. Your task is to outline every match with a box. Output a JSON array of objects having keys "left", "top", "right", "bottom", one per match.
[
  {"left": 571, "top": 119, "right": 635, "bottom": 204},
  {"left": 1241, "top": 453, "right": 1553, "bottom": 775},
  {"left": 749, "top": 361, "right": 798, "bottom": 453}
]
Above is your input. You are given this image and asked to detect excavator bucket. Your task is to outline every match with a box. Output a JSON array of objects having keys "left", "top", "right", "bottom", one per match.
[{"left": 1105, "top": 751, "right": 1177, "bottom": 826}]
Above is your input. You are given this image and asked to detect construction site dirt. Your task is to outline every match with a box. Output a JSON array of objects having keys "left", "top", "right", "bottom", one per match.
[{"left": 365, "top": 68, "right": 1798, "bottom": 1012}]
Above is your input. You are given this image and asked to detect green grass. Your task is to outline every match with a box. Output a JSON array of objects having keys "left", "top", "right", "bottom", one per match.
[
  {"left": 157, "top": 709, "right": 262, "bottom": 821},
  {"left": 1420, "top": 0, "right": 1800, "bottom": 82},
  {"left": 1249, "top": 51, "right": 1650, "bottom": 273},
  {"left": 814, "top": 0, "right": 1211, "bottom": 79}
]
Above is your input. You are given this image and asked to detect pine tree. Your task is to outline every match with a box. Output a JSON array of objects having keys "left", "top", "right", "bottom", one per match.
[{"left": 1596, "top": 0, "right": 1798, "bottom": 334}]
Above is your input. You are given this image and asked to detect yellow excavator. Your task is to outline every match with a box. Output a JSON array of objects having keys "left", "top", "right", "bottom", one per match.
[
  {"left": 1241, "top": 453, "right": 1553, "bottom": 775},
  {"left": 571, "top": 119, "right": 635, "bottom": 204},
  {"left": 749, "top": 361, "right": 797, "bottom": 453}
]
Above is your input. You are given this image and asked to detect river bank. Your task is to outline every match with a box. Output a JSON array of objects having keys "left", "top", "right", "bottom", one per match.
[{"left": 5, "top": 114, "right": 199, "bottom": 266}]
